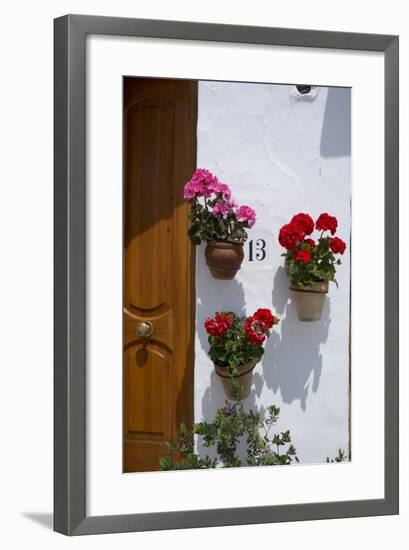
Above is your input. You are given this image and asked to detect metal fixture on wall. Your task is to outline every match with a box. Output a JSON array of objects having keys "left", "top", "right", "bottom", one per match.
[{"left": 296, "top": 85, "right": 312, "bottom": 94}]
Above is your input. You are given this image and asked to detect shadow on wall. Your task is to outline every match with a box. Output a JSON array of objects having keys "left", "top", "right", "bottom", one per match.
[
  {"left": 262, "top": 266, "right": 331, "bottom": 411},
  {"left": 320, "top": 87, "right": 351, "bottom": 158},
  {"left": 196, "top": 259, "right": 248, "bottom": 460},
  {"left": 196, "top": 260, "right": 246, "bottom": 413},
  {"left": 196, "top": 256, "right": 246, "bottom": 356}
]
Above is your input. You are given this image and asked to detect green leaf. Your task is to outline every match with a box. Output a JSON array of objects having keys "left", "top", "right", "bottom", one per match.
[{"left": 159, "top": 456, "right": 173, "bottom": 470}]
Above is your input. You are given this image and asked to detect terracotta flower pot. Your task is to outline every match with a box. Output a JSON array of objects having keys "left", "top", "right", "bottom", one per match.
[
  {"left": 290, "top": 280, "right": 329, "bottom": 321},
  {"left": 204, "top": 241, "right": 244, "bottom": 280},
  {"left": 214, "top": 359, "right": 259, "bottom": 400}
]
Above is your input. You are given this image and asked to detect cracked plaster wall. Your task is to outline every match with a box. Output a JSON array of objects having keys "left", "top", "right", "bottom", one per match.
[{"left": 194, "top": 81, "right": 351, "bottom": 464}]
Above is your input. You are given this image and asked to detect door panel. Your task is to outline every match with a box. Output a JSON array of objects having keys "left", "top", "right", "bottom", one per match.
[
  {"left": 124, "top": 97, "right": 174, "bottom": 311},
  {"left": 123, "top": 78, "right": 197, "bottom": 472},
  {"left": 125, "top": 343, "right": 172, "bottom": 436}
]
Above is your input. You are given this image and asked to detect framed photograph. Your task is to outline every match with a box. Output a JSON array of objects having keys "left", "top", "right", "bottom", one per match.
[{"left": 54, "top": 14, "right": 399, "bottom": 535}]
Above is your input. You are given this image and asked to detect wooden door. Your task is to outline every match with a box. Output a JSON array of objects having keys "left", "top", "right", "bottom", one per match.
[{"left": 123, "top": 78, "right": 197, "bottom": 472}]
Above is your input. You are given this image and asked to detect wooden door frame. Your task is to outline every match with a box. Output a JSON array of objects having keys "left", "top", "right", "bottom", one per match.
[{"left": 122, "top": 77, "right": 198, "bottom": 472}]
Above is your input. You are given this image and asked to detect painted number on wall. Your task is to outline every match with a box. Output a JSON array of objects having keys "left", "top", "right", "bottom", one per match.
[{"left": 248, "top": 239, "right": 267, "bottom": 262}]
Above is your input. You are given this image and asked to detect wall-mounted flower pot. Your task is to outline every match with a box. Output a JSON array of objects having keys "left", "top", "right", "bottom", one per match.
[
  {"left": 204, "top": 241, "right": 244, "bottom": 280},
  {"left": 290, "top": 280, "right": 328, "bottom": 321},
  {"left": 214, "top": 358, "right": 258, "bottom": 400}
]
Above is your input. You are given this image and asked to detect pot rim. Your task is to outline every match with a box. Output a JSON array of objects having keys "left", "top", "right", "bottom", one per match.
[
  {"left": 290, "top": 280, "right": 329, "bottom": 294},
  {"left": 206, "top": 240, "right": 244, "bottom": 248},
  {"left": 214, "top": 359, "right": 259, "bottom": 379}
]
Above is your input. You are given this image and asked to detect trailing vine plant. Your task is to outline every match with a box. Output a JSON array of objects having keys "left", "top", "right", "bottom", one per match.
[
  {"left": 159, "top": 372, "right": 298, "bottom": 471},
  {"left": 326, "top": 449, "right": 348, "bottom": 463}
]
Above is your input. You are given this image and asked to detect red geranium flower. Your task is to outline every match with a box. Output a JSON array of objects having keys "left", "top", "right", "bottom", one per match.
[
  {"left": 315, "top": 213, "right": 338, "bottom": 235},
  {"left": 330, "top": 236, "right": 346, "bottom": 255},
  {"left": 215, "top": 312, "right": 233, "bottom": 330},
  {"left": 204, "top": 312, "right": 233, "bottom": 337},
  {"left": 278, "top": 222, "right": 305, "bottom": 250},
  {"left": 246, "top": 330, "right": 266, "bottom": 345},
  {"left": 204, "top": 319, "right": 223, "bottom": 337},
  {"left": 243, "top": 316, "right": 266, "bottom": 345},
  {"left": 253, "top": 308, "right": 278, "bottom": 329},
  {"left": 293, "top": 249, "right": 312, "bottom": 264},
  {"left": 290, "top": 213, "right": 314, "bottom": 235}
]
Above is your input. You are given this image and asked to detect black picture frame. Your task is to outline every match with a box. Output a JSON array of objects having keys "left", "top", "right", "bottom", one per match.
[{"left": 54, "top": 14, "right": 399, "bottom": 535}]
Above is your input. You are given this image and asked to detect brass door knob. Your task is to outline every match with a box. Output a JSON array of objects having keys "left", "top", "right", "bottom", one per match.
[{"left": 136, "top": 320, "right": 153, "bottom": 338}]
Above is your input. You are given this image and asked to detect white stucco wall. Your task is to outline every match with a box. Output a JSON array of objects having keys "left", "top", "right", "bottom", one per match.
[{"left": 195, "top": 81, "right": 351, "bottom": 464}]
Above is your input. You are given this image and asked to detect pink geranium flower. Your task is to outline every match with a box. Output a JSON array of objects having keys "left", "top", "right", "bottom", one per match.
[
  {"left": 213, "top": 202, "right": 232, "bottom": 217},
  {"left": 235, "top": 205, "right": 256, "bottom": 228},
  {"left": 183, "top": 179, "right": 203, "bottom": 200},
  {"left": 212, "top": 181, "right": 231, "bottom": 200},
  {"left": 183, "top": 168, "right": 257, "bottom": 246},
  {"left": 183, "top": 168, "right": 223, "bottom": 200}
]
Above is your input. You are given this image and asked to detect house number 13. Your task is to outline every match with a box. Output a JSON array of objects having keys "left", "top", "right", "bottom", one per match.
[{"left": 248, "top": 239, "right": 266, "bottom": 262}]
